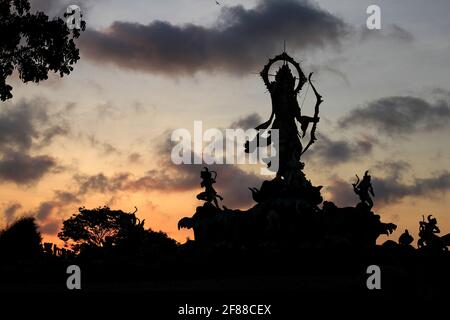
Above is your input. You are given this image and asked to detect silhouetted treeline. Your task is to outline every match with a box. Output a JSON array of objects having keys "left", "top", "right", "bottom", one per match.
[{"left": 0, "top": 201, "right": 448, "bottom": 298}]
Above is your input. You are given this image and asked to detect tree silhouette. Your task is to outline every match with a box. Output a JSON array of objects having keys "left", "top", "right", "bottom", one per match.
[
  {"left": 0, "top": 0, "right": 85, "bottom": 101},
  {"left": 136, "top": 229, "right": 178, "bottom": 257},
  {"left": 58, "top": 206, "right": 145, "bottom": 251},
  {"left": 0, "top": 217, "right": 42, "bottom": 260},
  {"left": 58, "top": 206, "right": 178, "bottom": 258}
]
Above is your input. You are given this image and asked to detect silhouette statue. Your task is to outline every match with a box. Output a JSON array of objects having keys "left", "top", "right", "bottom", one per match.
[
  {"left": 177, "top": 54, "right": 400, "bottom": 250},
  {"left": 399, "top": 229, "right": 414, "bottom": 246},
  {"left": 0, "top": 32, "right": 449, "bottom": 295},
  {"left": 196, "top": 167, "right": 223, "bottom": 208},
  {"left": 352, "top": 170, "right": 375, "bottom": 209},
  {"left": 179, "top": 166, "right": 397, "bottom": 248},
  {"left": 418, "top": 215, "right": 450, "bottom": 251},
  {"left": 245, "top": 52, "right": 322, "bottom": 183}
]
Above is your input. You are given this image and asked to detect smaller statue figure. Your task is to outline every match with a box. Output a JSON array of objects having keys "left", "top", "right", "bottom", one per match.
[
  {"left": 398, "top": 229, "right": 414, "bottom": 246},
  {"left": 196, "top": 167, "right": 223, "bottom": 208},
  {"left": 419, "top": 215, "right": 440, "bottom": 234},
  {"left": 418, "top": 215, "right": 444, "bottom": 250},
  {"left": 353, "top": 170, "right": 375, "bottom": 209}
]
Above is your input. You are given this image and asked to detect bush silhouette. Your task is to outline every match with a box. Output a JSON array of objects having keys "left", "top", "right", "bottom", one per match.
[
  {"left": 58, "top": 206, "right": 177, "bottom": 259},
  {"left": 140, "top": 229, "right": 178, "bottom": 257},
  {"left": 0, "top": 217, "right": 42, "bottom": 260}
]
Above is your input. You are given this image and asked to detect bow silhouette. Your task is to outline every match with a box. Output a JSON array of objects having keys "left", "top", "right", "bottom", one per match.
[{"left": 300, "top": 72, "right": 323, "bottom": 156}]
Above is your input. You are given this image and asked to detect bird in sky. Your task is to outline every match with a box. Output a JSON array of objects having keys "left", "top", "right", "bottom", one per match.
[{"left": 216, "top": 1, "right": 221, "bottom": 5}]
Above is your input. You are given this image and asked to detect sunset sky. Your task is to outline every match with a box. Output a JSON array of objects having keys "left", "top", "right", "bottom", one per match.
[{"left": 2, "top": 0, "right": 450, "bottom": 245}]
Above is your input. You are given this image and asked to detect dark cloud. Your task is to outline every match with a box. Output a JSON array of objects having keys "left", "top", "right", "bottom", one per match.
[
  {"left": 39, "top": 221, "right": 60, "bottom": 235},
  {"left": 373, "top": 160, "right": 411, "bottom": 180},
  {"left": 340, "top": 96, "right": 450, "bottom": 136},
  {"left": 3, "top": 203, "right": 22, "bottom": 224},
  {"left": 0, "top": 99, "right": 48, "bottom": 151},
  {"left": 373, "top": 172, "right": 450, "bottom": 206},
  {"left": 0, "top": 99, "right": 68, "bottom": 184},
  {"left": 327, "top": 160, "right": 450, "bottom": 207},
  {"left": 36, "top": 201, "right": 56, "bottom": 221},
  {"left": 80, "top": 0, "right": 350, "bottom": 75},
  {"left": 326, "top": 176, "right": 356, "bottom": 207},
  {"left": 0, "top": 152, "right": 57, "bottom": 184},
  {"left": 54, "top": 190, "right": 81, "bottom": 204},
  {"left": 304, "top": 133, "right": 376, "bottom": 166},
  {"left": 74, "top": 172, "right": 131, "bottom": 194},
  {"left": 29, "top": 190, "right": 82, "bottom": 235}
]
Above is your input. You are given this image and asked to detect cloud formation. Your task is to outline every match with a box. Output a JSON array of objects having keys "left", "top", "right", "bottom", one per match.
[
  {"left": 79, "top": 0, "right": 350, "bottom": 75},
  {"left": 0, "top": 99, "right": 48, "bottom": 151},
  {"left": 73, "top": 166, "right": 262, "bottom": 209},
  {"left": 0, "top": 152, "right": 57, "bottom": 184},
  {"left": 71, "top": 114, "right": 267, "bottom": 208},
  {"left": 304, "top": 133, "right": 376, "bottom": 166},
  {"left": 373, "top": 172, "right": 450, "bottom": 206},
  {"left": 0, "top": 99, "right": 68, "bottom": 184},
  {"left": 29, "top": 190, "right": 81, "bottom": 235},
  {"left": 340, "top": 96, "right": 450, "bottom": 136},
  {"left": 3, "top": 203, "right": 22, "bottom": 224}
]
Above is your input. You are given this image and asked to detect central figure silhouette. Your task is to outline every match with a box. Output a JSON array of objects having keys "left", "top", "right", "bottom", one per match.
[{"left": 246, "top": 52, "right": 321, "bottom": 183}]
